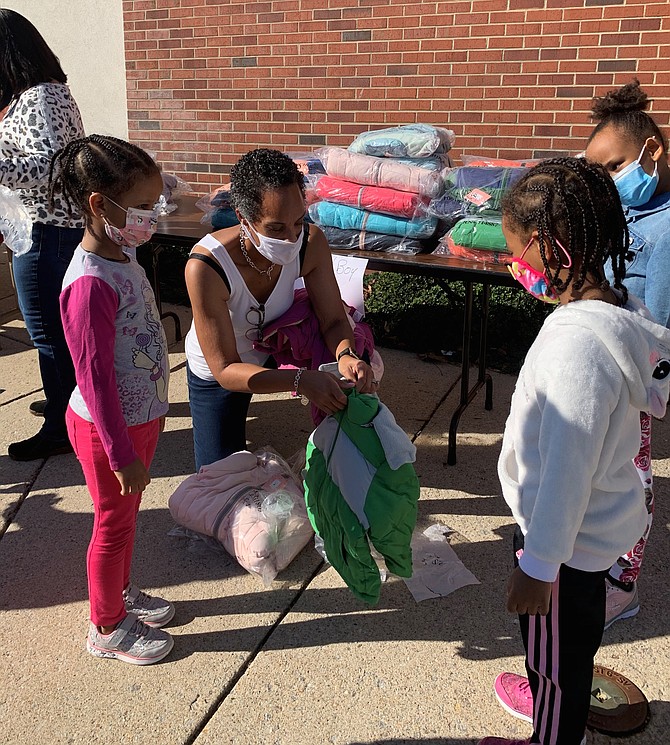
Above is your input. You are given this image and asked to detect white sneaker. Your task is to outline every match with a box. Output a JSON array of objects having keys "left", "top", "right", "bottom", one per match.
[
  {"left": 87, "top": 613, "right": 174, "bottom": 665},
  {"left": 123, "top": 583, "right": 175, "bottom": 627}
]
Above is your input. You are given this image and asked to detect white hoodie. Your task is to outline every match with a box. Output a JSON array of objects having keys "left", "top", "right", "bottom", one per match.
[{"left": 498, "top": 294, "right": 670, "bottom": 583}]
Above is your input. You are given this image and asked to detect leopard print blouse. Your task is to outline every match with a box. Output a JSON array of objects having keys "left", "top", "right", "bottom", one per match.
[{"left": 0, "top": 82, "right": 85, "bottom": 228}]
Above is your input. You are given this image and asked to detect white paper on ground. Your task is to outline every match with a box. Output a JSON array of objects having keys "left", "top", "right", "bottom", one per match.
[{"left": 403, "top": 523, "right": 480, "bottom": 602}]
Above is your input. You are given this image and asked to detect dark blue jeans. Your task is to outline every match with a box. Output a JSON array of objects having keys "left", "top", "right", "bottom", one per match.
[
  {"left": 12, "top": 222, "right": 83, "bottom": 442},
  {"left": 187, "top": 363, "right": 253, "bottom": 471}
]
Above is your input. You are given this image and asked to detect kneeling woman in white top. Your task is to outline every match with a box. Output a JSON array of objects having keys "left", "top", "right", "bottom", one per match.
[{"left": 185, "top": 148, "right": 376, "bottom": 470}]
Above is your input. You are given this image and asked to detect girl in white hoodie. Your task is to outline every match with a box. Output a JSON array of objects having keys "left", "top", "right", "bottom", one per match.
[{"left": 480, "top": 158, "right": 670, "bottom": 745}]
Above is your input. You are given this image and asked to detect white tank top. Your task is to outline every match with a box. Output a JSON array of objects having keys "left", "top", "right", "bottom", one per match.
[{"left": 185, "top": 232, "right": 301, "bottom": 381}]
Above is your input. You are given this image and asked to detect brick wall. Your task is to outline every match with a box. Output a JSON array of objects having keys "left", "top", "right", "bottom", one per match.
[{"left": 123, "top": 0, "right": 670, "bottom": 192}]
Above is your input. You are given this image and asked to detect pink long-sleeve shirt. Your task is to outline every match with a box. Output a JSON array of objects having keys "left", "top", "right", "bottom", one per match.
[{"left": 60, "top": 246, "right": 169, "bottom": 470}]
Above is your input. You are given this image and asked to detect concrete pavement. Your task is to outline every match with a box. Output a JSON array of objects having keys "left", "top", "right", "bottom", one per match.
[{"left": 1, "top": 302, "right": 669, "bottom": 745}]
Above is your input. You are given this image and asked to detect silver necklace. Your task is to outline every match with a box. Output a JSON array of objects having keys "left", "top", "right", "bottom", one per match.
[{"left": 239, "top": 230, "right": 275, "bottom": 279}]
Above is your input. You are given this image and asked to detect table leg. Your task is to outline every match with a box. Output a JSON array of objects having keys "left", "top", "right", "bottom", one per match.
[
  {"left": 150, "top": 245, "right": 182, "bottom": 342},
  {"left": 436, "top": 279, "right": 493, "bottom": 466}
]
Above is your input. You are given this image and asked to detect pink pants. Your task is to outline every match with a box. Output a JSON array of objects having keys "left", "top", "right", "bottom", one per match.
[{"left": 66, "top": 408, "right": 160, "bottom": 627}]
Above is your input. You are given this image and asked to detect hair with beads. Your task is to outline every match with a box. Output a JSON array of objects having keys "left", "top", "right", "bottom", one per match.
[
  {"left": 0, "top": 9, "right": 67, "bottom": 109},
  {"left": 588, "top": 79, "right": 668, "bottom": 153},
  {"left": 502, "top": 157, "right": 629, "bottom": 301},
  {"left": 229, "top": 148, "right": 305, "bottom": 222},
  {"left": 48, "top": 135, "right": 160, "bottom": 223}
]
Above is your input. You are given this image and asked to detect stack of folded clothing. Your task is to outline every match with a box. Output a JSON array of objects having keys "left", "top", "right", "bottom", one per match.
[
  {"left": 432, "top": 216, "right": 512, "bottom": 265},
  {"left": 308, "top": 125, "right": 454, "bottom": 254},
  {"left": 428, "top": 157, "right": 538, "bottom": 263},
  {"left": 429, "top": 165, "right": 527, "bottom": 226},
  {"left": 195, "top": 152, "right": 324, "bottom": 230}
]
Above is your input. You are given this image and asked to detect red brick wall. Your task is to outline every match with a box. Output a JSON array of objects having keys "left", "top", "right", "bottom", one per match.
[{"left": 123, "top": 0, "right": 670, "bottom": 192}]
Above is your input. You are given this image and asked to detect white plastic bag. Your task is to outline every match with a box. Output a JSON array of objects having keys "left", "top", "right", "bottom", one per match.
[{"left": 0, "top": 186, "right": 32, "bottom": 256}]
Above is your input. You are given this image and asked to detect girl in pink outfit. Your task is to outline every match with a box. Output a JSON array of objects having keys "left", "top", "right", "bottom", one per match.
[{"left": 52, "top": 135, "right": 173, "bottom": 665}]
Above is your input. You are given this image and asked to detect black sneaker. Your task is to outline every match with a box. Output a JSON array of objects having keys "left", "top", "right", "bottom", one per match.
[
  {"left": 8, "top": 433, "right": 73, "bottom": 461},
  {"left": 29, "top": 399, "right": 47, "bottom": 417}
]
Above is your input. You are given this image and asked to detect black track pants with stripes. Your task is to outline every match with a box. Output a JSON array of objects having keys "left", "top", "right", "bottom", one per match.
[{"left": 514, "top": 527, "right": 607, "bottom": 745}]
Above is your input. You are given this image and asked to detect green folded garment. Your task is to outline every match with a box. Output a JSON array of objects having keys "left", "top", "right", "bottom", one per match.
[{"left": 448, "top": 217, "right": 509, "bottom": 252}]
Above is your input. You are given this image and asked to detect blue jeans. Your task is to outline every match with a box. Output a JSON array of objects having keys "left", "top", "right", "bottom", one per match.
[
  {"left": 187, "top": 363, "right": 253, "bottom": 471},
  {"left": 12, "top": 222, "right": 83, "bottom": 441}
]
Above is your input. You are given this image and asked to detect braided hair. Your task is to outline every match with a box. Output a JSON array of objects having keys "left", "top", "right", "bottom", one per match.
[
  {"left": 48, "top": 135, "right": 160, "bottom": 224},
  {"left": 588, "top": 79, "right": 668, "bottom": 153},
  {"left": 229, "top": 148, "right": 305, "bottom": 222},
  {"left": 502, "top": 157, "right": 628, "bottom": 302}
]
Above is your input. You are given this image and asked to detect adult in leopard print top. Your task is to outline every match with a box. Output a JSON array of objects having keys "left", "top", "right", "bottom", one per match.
[{"left": 1, "top": 9, "right": 85, "bottom": 460}]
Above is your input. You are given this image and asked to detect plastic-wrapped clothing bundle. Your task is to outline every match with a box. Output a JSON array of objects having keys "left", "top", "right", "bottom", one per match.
[
  {"left": 303, "top": 389, "right": 420, "bottom": 605},
  {"left": 321, "top": 225, "right": 424, "bottom": 255},
  {"left": 461, "top": 154, "right": 540, "bottom": 168},
  {"left": 348, "top": 124, "right": 456, "bottom": 159},
  {"left": 309, "top": 201, "right": 437, "bottom": 239},
  {"left": 284, "top": 151, "right": 326, "bottom": 176},
  {"left": 395, "top": 155, "right": 452, "bottom": 171},
  {"left": 317, "top": 147, "right": 444, "bottom": 198},
  {"left": 0, "top": 185, "right": 32, "bottom": 256},
  {"left": 432, "top": 217, "right": 511, "bottom": 265},
  {"left": 429, "top": 166, "right": 527, "bottom": 220},
  {"left": 168, "top": 449, "right": 313, "bottom": 585},
  {"left": 314, "top": 175, "right": 429, "bottom": 219}
]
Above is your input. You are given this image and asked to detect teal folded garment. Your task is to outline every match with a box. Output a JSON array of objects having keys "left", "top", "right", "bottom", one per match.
[{"left": 310, "top": 201, "right": 437, "bottom": 239}]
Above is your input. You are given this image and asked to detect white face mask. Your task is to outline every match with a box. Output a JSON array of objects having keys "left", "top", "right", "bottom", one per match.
[{"left": 242, "top": 222, "right": 304, "bottom": 265}]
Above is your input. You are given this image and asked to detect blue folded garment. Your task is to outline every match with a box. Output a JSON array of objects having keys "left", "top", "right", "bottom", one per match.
[{"left": 310, "top": 201, "right": 437, "bottom": 239}]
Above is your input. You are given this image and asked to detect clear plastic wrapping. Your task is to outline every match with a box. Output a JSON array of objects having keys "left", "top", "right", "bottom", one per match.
[
  {"left": 428, "top": 166, "right": 527, "bottom": 221},
  {"left": 161, "top": 173, "right": 193, "bottom": 214},
  {"left": 309, "top": 200, "right": 437, "bottom": 240},
  {"left": 0, "top": 186, "right": 32, "bottom": 256},
  {"left": 321, "top": 224, "right": 425, "bottom": 255},
  {"left": 168, "top": 449, "right": 314, "bottom": 586},
  {"left": 461, "top": 154, "right": 540, "bottom": 168},
  {"left": 348, "top": 124, "right": 456, "bottom": 159},
  {"left": 313, "top": 174, "right": 429, "bottom": 219},
  {"left": 317, "top": 147, "right": 444, "bottom": 198},
  {"left": 432, "top": 217, "right": 512, "bottom": 264}
]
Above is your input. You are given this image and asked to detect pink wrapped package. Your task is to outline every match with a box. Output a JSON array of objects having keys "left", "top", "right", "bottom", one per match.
[
  {"left": 317, "top": 147, "right": 444, "bottom": 198},
  {"left": 168, "top": 450, "right": 314, "bottom": 584}
]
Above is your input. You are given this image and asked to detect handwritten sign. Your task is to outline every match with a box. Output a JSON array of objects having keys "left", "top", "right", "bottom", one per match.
[
  {"left": 294, "top": 253, "right": 369, "bottom": 316},
  {"left": 331, "top": 254, "right": 368, "bottom": 315}
]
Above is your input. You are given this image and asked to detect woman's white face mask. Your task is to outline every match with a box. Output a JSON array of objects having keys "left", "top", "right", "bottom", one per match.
[{"left": 242, "top": 222, "right": 304, "bottom": 265}]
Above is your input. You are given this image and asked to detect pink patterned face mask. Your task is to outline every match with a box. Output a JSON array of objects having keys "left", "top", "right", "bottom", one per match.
[
  {"left": 507, "top": 236, "right": 572, "bottom": 304},
  {"left": 102, "top": 195, "right": 160, "bottom": 249}
]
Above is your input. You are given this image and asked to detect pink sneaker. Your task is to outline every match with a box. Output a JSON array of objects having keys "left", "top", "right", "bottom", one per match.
[
  {"left": 493, "top": 672, "right": 533, "bottom": 723},
  {"left": 604, "top": 578, "right": 639, "bottom": 630},
  {"left": 478, "top": 738, "right": 530, "bottom": 745}
]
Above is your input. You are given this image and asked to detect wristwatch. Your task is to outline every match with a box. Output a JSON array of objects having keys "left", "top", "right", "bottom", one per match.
[{"left": 337, "top": 346, "right": 360, "bottom": 362}]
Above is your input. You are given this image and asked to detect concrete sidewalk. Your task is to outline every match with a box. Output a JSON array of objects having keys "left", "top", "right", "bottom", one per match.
[{"left": 1, "top": 304, "right": 668, "bottom": 745}]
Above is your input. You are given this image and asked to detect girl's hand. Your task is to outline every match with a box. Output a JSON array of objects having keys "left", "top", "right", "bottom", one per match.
[
  {"left": 114, "top": 457, "right": 151, "bottom": 496},
  {"left": 338, "top": 357, "right": 378, "bottom": 394},
  {"left": 506, "top": 566, "right": 552, "bottom": 615},
  {"left": 298, "top": 370, "right": 352, "bottom": 415}
]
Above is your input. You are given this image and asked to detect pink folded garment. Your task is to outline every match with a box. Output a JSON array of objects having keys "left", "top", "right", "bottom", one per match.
[
  {"left": 317, "top": 147, "right": 444, "bottom": 198},
  {"left": 168, "top": 451, "right": 314, "bottom": 584},
  {"left": 314, "top": 175, "right": 429, "bottom": 218}
]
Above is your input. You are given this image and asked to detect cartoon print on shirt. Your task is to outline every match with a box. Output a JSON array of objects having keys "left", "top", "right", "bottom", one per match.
[{"left": 130, "top": 280, "right": 168, "bottom": 406}]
